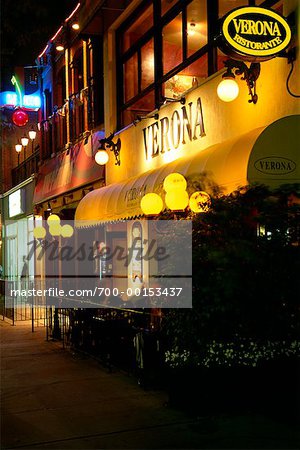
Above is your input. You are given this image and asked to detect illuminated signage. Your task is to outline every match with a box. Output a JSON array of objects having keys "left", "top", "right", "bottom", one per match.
[
  {"left": 0, "top": 91, "right": 41, "bottom": 109},
  {"left": 9, "top": 190, "right": 24, "bottom": 217},
  {"left": 143, "top": 97, "right": 205, "bottom": 160},
  {"left": 220, "top": 7, "right": 291, "bottom": 60}
]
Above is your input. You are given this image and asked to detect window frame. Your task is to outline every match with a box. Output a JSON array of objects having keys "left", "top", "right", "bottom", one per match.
[{"left": 116, "top": 0, "right": 282, "bottom": 129}]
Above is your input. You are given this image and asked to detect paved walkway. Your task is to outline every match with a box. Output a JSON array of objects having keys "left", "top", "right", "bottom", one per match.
[{"left": 1, "top": 320, "right": 299, "bottom": 449}]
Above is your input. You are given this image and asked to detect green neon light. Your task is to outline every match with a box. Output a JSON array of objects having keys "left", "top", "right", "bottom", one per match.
[{"left": 11, "top": 75, "right": 23, "bottom": 107}]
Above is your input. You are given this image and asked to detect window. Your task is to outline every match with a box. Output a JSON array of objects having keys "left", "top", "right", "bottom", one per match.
[
  {"left": 117, "top": 0, "right": 282, "bottom": 128},
  {"left": 161, "top": 0, "right": 180, "bottom": 16},
  {"left": 163, "top": 13, "right": 183, "bottom": 75},
  {"left": 218, "top": 0, "right": 248, "bottom": 18},
  {"left": 122, "top": 4, "right": 153, "bottom": 53},
  {"left": 187, "top": 0, "right": 207, "bottom": 57},
  {"left": 141, "top": 39, "right": 155, "bottom": 90}
]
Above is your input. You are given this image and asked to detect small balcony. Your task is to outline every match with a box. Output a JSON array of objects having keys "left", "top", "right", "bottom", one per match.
[
  {"left": 40, "top": 85, "right": 95, "bottom": 161},
  {"left": 12, "top": 148, "right": 40, "bottom": 186}
]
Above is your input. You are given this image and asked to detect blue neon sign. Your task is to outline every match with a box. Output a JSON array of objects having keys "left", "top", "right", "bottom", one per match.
[{"left": 0, "top": 91, "right": 41, "bottom": 109}]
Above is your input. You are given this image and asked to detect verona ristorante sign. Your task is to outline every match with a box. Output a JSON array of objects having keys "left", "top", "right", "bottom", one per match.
[{"left": 220, "top": 7, "right": 292, "bottom": 61}]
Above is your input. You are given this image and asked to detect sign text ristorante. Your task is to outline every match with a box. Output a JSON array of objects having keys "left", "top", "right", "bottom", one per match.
[
  {"left": 143, "top": 98, "right": 205, "bottom": 160},
  {"left": 221, "top": 7, "right": 291, "bottom": 60}
]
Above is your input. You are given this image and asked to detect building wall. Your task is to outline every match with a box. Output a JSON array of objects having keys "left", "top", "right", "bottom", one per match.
[{"left": 103, "top": 0, "right": 300, "bottom": 185}]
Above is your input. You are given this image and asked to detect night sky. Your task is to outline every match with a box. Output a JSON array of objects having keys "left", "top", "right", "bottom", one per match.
[{"left": 1, "top": 0, "right": 78, "bottom": 89}]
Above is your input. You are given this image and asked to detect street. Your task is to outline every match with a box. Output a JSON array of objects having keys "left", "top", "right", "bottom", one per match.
[{"left": 1, "top": 320, "right": 298, "bottom": 449}]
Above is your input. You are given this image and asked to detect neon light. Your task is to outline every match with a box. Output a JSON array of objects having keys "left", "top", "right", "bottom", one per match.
[
  {"left": 0, "top": 91, "right": 41, "bottom": 109},
  {"left": 50, "top": 25, "right": 63, "bottom": 42},
  {"left": 23, "top": 95, "right": 41, "bottom": 108},
  {"left": 37, "top": 2, "right": 81, "bottom": 59},
  {"left": 5, "top": 92, "right": 17, "bottom": 105},
  {"left": 65, "top": 3, "right": 80, "bottom": 22},
  {"left": 11, "top": 75, "right": 23, "bottom": 107},
  {"left": 38, "top": 44, "right": 49, "bottom": 59}
]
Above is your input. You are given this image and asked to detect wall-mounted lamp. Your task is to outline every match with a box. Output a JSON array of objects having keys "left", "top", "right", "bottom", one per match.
[
  {"left": 72, "top": 22, "right": 80, "bottom": 30},
  {"left": 55, "top": 43, "right": 65, "bottom": 52},
  {"left": 217, "top": 59, "right": 260, "bottom": 104},
  {"left": 161, "top": 96, "right": 186, "bottom": 106},
  {"left": 95, "top": 133, "right": 121, "bottom": 166}
]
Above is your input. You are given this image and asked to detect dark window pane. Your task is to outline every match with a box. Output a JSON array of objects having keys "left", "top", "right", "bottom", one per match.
[
  {"left": 123, "top": 4, "right": 153, "bottom": 53},
  {"left": 124, "top": 53, "right": 138, "bottom": 102},
  {"left": 219, "top": 0, "right": 248, "bottom": 18},
  {"left": 163, "top": 13, "right": 183, "bottom": 75},
  {"left": 122, "top": 90, "right": 155, "bottom": 127},
  {"left": 141, "top": 39, "right": 155, "bottom": 90},
  {"left": 161, "top": 0, "right": 180, "bottom": 16},
  {"left": 187, "top": 0, "right": 207, "bottom": 57}
]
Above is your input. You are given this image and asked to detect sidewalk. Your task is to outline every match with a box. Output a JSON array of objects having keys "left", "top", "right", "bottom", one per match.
[{"left": 1, "top": 320, "right": 298, "bottom": 449}]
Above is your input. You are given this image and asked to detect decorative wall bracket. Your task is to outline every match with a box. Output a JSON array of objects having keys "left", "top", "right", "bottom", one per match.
[
  {"left": 98, "top": 133, "right": 121, "bottom": 166},
  {"left": 223, "top": 59, "right": 261, "bottom": 104}
]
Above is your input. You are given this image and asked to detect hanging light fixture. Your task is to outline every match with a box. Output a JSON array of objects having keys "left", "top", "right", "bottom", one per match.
[{"left": 217, "top": 59, "right": 260, "bottom": 104}]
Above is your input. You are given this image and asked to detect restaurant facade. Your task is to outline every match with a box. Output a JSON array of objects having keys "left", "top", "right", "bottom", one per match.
[
  {"left": 73, "top": 0, "right": 299, "bottom": 295},
  {"left": 5, "top": 0, "right": 297, "bottom": 344}
]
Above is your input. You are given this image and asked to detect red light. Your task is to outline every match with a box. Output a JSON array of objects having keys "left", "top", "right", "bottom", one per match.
[{"left": 12, "top": 109, "right": 29, "bottom": 127}]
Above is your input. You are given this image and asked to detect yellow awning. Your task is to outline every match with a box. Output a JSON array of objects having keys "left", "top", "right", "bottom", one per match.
[{"left": 75, "top": 115, "right": 300, "bottom": 227}]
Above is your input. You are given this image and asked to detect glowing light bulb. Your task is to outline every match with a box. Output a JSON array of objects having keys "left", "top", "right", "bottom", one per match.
[
  {"left": 47, "top": 214, "right": 60, "bottom": 224},
  {"left": 61, "top": 224, "right": 74, "bottom": 238},
  {"left": 189, "top": 191, "right": 211, "bottom": 213},
  {"left": 217, "top": 78, "right": 239, "bottom": 102},
  {"left": 140, "top": 193, "right": 163, "bottom": 216},
  {"left": 163, "top": 173, "right": 187, "bottom": 192},
  {"left": 33, "top": 226, "right": 46, "bottom": 239},
  {"left": 165, "top": 190, "right": 189, "bottom": 211},
  {"left": 72, "top": 23, "right": 80, "bottom": 30},
  {"left": 21, "top": 137, "right": 29, "bottom": 147},
  {"left": 56, "top": 45, "right": 64, "bottom": 52},
  {"left": 29, "top": 130, "right": 36, "bottom": 140},
  {"left": 95, "top": 150, "right": 109, "bottom": 165}
]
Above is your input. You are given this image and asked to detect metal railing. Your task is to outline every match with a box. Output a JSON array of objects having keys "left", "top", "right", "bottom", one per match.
[
  {"left": 12, "top": 148, "right": 40, "bottom": 185},
  {"left": 46, "top": 306, "right": 165, "bottom": 384},
  {"left": 40, "top": 85, "right": 93, "bottom": 159}
]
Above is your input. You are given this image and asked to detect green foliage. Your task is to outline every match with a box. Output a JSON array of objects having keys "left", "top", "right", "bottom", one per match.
[{"left": 163, "top": 183, "right": 300, "bottom": 367}]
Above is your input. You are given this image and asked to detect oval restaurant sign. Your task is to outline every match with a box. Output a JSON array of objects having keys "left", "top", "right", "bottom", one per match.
[{"left": 221, "top": 7, "right": 291, "bottom": 60}]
